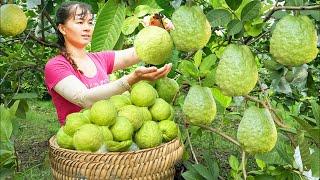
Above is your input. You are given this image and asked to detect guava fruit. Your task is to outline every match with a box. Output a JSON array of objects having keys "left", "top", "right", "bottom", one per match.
[
  {"left": 109, "top": 95, "right": 131, "bottom": 111},
  {"left": 73, "top": 124, "right": 104, "bottom": 152},
  {"left": 270, "top": 15, "right": 318, "bottom": 66},
  {"left": 82, "top": 109, "right": 91, "bottom": 122},
  {"left": 63, "top": 112, "right": 90, "bottom": 136},
  {"left": 0, "top": 4, "right": 27, "bottom": 36},
  {"left": 99, "top": 126, "right": 113, "bottom": 142},
  {"left": 237, "top": 106, "right": 277, "bottom": 154},
  {"left": 135, "top": 121, "right": 162, "bottom": 149},
  {"left": 170, "top": 6, "right": 211, "bottom": 52},
  {"left": 215, "top": 44, "right": 258, "bottom": 96},
  {"left": 140, "top": 107, "right": 152, "bottom": 122},
  {"left": 183, "top": 85, "right": 216, "bottom": 125},
  {"left": 149, "top": 98, "right": 171, "bottom": 121},
  {"left": 164, "top": 105, "right": 174, "bottom": 121},
  {"left": 118, "top": 105, "right": 143, "bottom": 131},
  {"left": 130, "top": 81, "right": 157, "bottom": 107},
  {"left": 105, "top": 140, "right": 132, "bottom": 152},
  {"left": 134, "top": 26, "right": 173, "bottom": 65},
  {"left": 56, "top": 127, "right": 74, "bottom": 149},
  {"left": 155, "top": 77, "right": 179, "bottom": 103},
  {"left": 158, "top": 120, "right": 178, "bottom": 142},
  {"left": 110, "top": 116, "right": 134, "bottom": 141},
  {"left": 90, "top": 100, "right": 117, "bottom": 126}
]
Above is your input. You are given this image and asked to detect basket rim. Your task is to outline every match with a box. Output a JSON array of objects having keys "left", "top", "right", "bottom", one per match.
[{"left": 49, "top": 135, "right": 182, "bottom": 155}]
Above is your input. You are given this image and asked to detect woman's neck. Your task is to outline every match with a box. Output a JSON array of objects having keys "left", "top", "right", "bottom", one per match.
[{"left": 65, "top": 42, "right": 87, "bottom": 60}]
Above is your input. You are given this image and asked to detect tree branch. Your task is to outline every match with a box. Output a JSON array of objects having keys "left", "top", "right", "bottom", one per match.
[
  {"left": 29, "top": 34, "right": 59, "bottom": 48},
  {"left": 186, "top": 127, "right": 199, "bottom": 164},
  {"left": 197, "top": 124, "right": 241, "bottom": 147},
  {"left": 242, "top": 150, "right": 247, "bottom": 180}
]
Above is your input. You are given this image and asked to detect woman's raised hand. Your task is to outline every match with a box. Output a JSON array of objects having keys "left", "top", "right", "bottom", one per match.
[{"left": 127, "top": 63, "right": 172, "bottom": 85}]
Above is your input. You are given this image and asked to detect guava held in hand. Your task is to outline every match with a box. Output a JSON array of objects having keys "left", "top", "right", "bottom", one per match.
[
  {"left": 0, "top": 4, "right": 27, "bottom": 36},
  {"left": 134, "top": 26, "right": 173, "bottom": 65}
]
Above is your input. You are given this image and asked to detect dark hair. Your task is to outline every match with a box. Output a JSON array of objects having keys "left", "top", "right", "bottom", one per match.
[{"left": 55, "top": 1, "right": 93, "bottom": 74}]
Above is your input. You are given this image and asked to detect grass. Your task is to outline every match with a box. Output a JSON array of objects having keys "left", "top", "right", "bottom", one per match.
[{"left": 13, "top": 100, "right": 59, "bottom": 179}]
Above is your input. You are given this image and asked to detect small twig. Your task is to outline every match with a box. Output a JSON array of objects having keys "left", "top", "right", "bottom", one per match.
[
  {"left": 246, "top": 30, "right": 270, "bottom": 45},
  {"left": 0, "top": 66, "right": 12, "bottom": 86},
  {"left": 242, "top": 150, "right": 247, "bottom": 180},
  {"left": 43, "top": 10, "right": 59, "bottom": 33},
  {"left": 40, "top": 0, "right": 45, "bottom": 41},
  {"left": 186, "top": 127, "right": 199, "bottom": 164},
  {"left": 197, "top": 124, "right": 241, "bottom": 147},
  {"left": 263, "top": 0, "right": 280, "bottom": 23},
  {"left": 29, "top": 34, "right": 59, "bottom": 48}
]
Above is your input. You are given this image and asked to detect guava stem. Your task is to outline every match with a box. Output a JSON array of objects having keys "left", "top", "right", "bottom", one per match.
[
  {"left": 242, "top": 150, "right": 247, "bottom": 180},
  {"left": 186, "top": 127, "right": 199, "bottom": 164},
  {"left": 197, "top": 124, "right": 241, "bottom": 147}
]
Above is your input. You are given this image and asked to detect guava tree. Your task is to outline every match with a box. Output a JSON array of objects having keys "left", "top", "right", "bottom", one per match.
[{"left": 1, "top": 0, "right": 319, "bottom": 179}]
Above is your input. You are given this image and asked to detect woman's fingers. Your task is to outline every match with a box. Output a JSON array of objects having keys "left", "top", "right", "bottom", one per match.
[{"left": 134, "top": 64, "right": 172, "bottom": 81}]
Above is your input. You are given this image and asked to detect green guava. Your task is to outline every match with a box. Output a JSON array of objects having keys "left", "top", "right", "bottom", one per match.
[
  {"left": 170, "top": 6, "right": 211, "bottom": 52},
  {"left": 149, "top": 98, "right": 171, "bottom": 121},
  {"left": 183, "top": 85, "right": 216, "bottom": 125},
  {"left": 158, "top": 120, "right": 178, "bottom": 142},
  {"left": 0, "top": 4, "right": 27, "bottom": 36},
  {"left": 63, "top": 112, "right": 90, "bottom": 136},
  {"left": 99, "top": 126, "right": 113, "bottom": 142},
  {"left": 237, "top": 106, "right": 277, "bottom": 154},
  {"left": 110, "top": 116, "right": 134, "bottom": 141},
  {"left": 139, "top": 107, "right": 152, "bottom": 122},
  {"left": 134, "top": 26, "right": 173, "bottom": 65},
  {"left": 82, "top": 109, "right": 91, "bottom": 122},
  {"left": 270, "top": 15, "right": 318, "bottom": 66},
  {"left": 155, "top": 77, "right": 179, "bottom": 103},
  {"left": 118, "top": 105, "right": 143, "bottom": 131},
  {"left": 73, "top": 124, "right": 104, "bottom": 152},
  {"left": 90, "top": 100, "right": 117, "bottom": 126},
  {"left": 109, "top": 94, "right": 132, "bottom": 111},
  {"left": 215, "top": 44, "right": 258, "bottom": 96},
  {"left": 130, "top": 81, "right": 157, "bottom": 107},
  {"left": 56, "top": 127, "right": 74, "bottom": 149},
  {"left": 135, "top": 121, "right": 162, "bottom": 149}
]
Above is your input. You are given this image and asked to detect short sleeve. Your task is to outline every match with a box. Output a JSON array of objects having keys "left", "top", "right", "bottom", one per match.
[
  {"left": 90, "top": 51, "right": 115, "bottom": 74},
  {"left": 44, "top": 57, "right": 74, "bottom": 93}
]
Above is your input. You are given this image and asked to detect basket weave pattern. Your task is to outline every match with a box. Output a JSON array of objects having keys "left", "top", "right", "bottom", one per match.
[{"left": 49, "top": 136, "right": 183, "bottom": 179}]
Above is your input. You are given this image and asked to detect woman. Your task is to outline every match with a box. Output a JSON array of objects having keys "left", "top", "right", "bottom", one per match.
[{"left": 44, "top": 1, "right": 171, "bottom": 125}]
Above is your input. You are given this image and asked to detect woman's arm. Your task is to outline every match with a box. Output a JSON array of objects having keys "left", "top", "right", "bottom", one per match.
[
  {"left": 113, "top": 47, "right": 140, "bottom": 72},
  {"left": 53, "top": 64, "right": 172, "bottom": 108}
]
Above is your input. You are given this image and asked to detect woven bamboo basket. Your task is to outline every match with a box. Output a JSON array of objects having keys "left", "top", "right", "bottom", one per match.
[{"left": 49, "top": 136, "right": 184, "bottom": 179}]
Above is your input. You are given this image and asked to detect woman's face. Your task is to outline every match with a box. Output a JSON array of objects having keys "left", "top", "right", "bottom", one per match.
[{"left": 59, "top": 7, "right": 94, "bottom": 48}]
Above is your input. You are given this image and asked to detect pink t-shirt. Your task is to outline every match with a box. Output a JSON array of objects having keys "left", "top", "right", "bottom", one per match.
[{"left": 44, "top": 51, "right": 115, "bottom": 125}]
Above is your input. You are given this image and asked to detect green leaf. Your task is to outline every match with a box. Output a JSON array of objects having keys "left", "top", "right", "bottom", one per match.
[
  {"left": 297, "top": 131, "right": 312, "bottom": 169},
  {"left": 241, "top": 0, "right": 261, "bottom": 22},
  {"left": 182, "top": 171, "right": 205, "bottom": 180},
  {"left": 15, "top": 100, "right": 29, "bottom": 119},
  {"left": 193, "top": 164, "right": 214, "bottom": 179},
  {"left": 244, "top": 21, "right": 263, "bottom": 37},
  {"left": 285, "top": 0, "right": 305, "bottom": 6},
  {"left": 193, "top": 50, "right": 203, "bottom": 68},
  {"left": 134, "top": 5, "right": 151, "bottom": 17},
  {"left": 211, "top": 87, "right": 232, "bottom": 108},
  {"left": 0, "top": 105, "right": 13, "bottom": 142},
  {"left": 311, "top": 149, "right": 320, "bottom": 177},
  {"left": 228, "top": 155, "right": 239, "bottom": 171},
  {"left": 309, "top": 100, "right": 320, "bottom": 125},
  {"left": 301, "top": 10, "right": 320, "bottom": 21},
  {"left": 155, "top": 0, "right": 174, "bottom": 17},
  {"left": 202, "top": 69, "right": 216, "bottom": 88},
  {"left": 9, "top": 100, "right": 20, "bottom": 117},
  {"left": 206, "top": 9, "right": 232, "bottom": 27},
  {"left": 91, "top": 0, "right": 126, "bottom": 51},
  {"left": 178, "top": 60, "right": 199, "bottom": 79},
  {"left": 227, "top": 19, "right": 243, "bottom": 36},
  {"left": 203, "top": 153, "right": 219, "bottom": 179},
  {"left": 199, "top": 54, "right": 217, "bottom": 76},
  {"left": 255, "top": 159, "right": 266, "bottom": 170},
  {"left": 225, "top": 0, "right": 242, "bottom": 11},
  {"left": 122, "top": 16, "right": 139, "bottom": 35}
]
